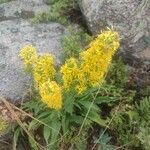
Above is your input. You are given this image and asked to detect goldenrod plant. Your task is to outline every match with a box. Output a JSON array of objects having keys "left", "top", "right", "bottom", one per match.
[
  {"left": 61, "top": 30, "right": 119, "bottom": 94},
  {"left": 19, "top": 29, "right": 119, "bottom": 107},
  {"left": 15, "top": 27, "right": 150, "bottom": 149},
  {"left": 15, "top": 29, "right": 120, "bottom": 149}
]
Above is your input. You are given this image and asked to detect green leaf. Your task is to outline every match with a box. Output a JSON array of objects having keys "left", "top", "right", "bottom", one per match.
[
  {"left": 97, "top": 132, "right": 115, "bottom": 150},
  {"left": 43, "top": 126, "right": 51, "bottom": 144},
  {"left": 37, "top": 111, "right": 51, "bottom": 119},
  {"left": 13, "top": 127, "right": 20, "bottom": 150},
  {"left": 28, "top": 135, "right": 38, "bottom": 150},
  {"left": 46, "top": 120, "right": 61, "bottom": 149},
  {"left": 62, "top": 115, "right": 67, "bottom": 134},
  {"left": 69, "top": 115, "right": 84, "bottom": 124},
  {"left": 77, "top": 94, "right": 91, "bottom": 101},
  {"left": 87, "top": 111, "right": 107, "bottom": 127},
  {"left": 64, "top": 96, "right": 75, "bottom": 114},
  {"left": 78, "top": 100, "right": 100, "bottom": 112},
  {"left": 95, "top": 96, "right": 117, "bottom": 104},
  {"left": 50, "top": 120, "right": 61, "bottom": 142},
  {"left": 125, "top": 110, "right": 138, "bottom": 121},
  {"left": 28, "top": 120, "right": 40, "bottom": 131}
]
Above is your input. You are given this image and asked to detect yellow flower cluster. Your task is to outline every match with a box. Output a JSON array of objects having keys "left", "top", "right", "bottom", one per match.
[
  {"left": 39, "top": 80, "right": 62, "bottom": 110},
  {"left": 80, "top": 30, "right": 120, "bottom": 87},
  {"left": 60, "top": 58, "right": 79, "bottom": 89},
  {"left": 19, "top": 30, "right": 119, "bottom": 109},
  {"left": 60, "top": 30, "right": 120, "bottom": 94},
  {"left": 19, "top": 46, "right": 62, "bottom": 110},
  {"left": 60, "top": 58, "right": 86, "bottom": 94},
  {"left": 33, "top": 54, "right": 56, "bottom": 85},
  {"left": 19, "top": 45, "right": 37, "bottom": 69}
]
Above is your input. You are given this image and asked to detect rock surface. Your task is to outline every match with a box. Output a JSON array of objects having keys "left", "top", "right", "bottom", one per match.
[
  {"left": 79, "top": 0, "right": 150, "bottom": 64},
  {"left": 0, "top": 0, "right": 65, "bottom": 102},
  {"left": 0, "top": 0, "right": 50, "bottom": 21}
]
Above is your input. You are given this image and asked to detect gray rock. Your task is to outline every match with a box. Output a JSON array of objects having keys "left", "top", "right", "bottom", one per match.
[
  {"left": 0, "top": 0, "right": 66, "bottom": 102},
  {"left": 79, "top": 0, "right": 150, "bottom": 64},
  {"left": 0, "top": 0, "right": 50, "bottom": 21},
  {"left": 0, "top": 19, "right": 65, "bottom": 101}
]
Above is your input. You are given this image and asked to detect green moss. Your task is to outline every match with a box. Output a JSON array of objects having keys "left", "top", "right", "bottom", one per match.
[
  {"left": 0, "top": 0, "right": 11, "bottom": 4},
  {"left": 32, "top": 0, "right": 79, "bottom": 25}
]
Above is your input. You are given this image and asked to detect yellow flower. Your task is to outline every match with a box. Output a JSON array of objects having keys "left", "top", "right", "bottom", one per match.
[
  {"left": 33, "top": 54, "right": 56, "bottom": 85},
  {"left": 80, "top": 30, "right": 120, "bottom": 87},
  {"left": 60, "top": 57, "right": 80, "bottom": 90},
  {"left": 19, "top": 45, "right": 37, "bottom": 69},
  {"left": 39, "top": 81, "right": 62, "bottom": 110},
  {"left": 60, "top": 30, "right": 120, "bottom": 94}
]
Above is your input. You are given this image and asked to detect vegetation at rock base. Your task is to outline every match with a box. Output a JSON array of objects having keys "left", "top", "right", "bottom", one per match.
[
  {"left": 61, "top": 26, "right": 92, "bottom": 61},
  {"left": 32, "top": 0, "right": 80, "bottom": 25}
]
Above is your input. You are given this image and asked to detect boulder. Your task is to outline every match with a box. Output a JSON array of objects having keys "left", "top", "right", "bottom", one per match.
[
  {"left": 0, "top": 0, "right": 50, "bottom": 21},
  {"left": 0, "top": 0, "right": 66, "bottom": 102},
  {"left": 79, "top": 0, "right": 150, "bottom": 64}
]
